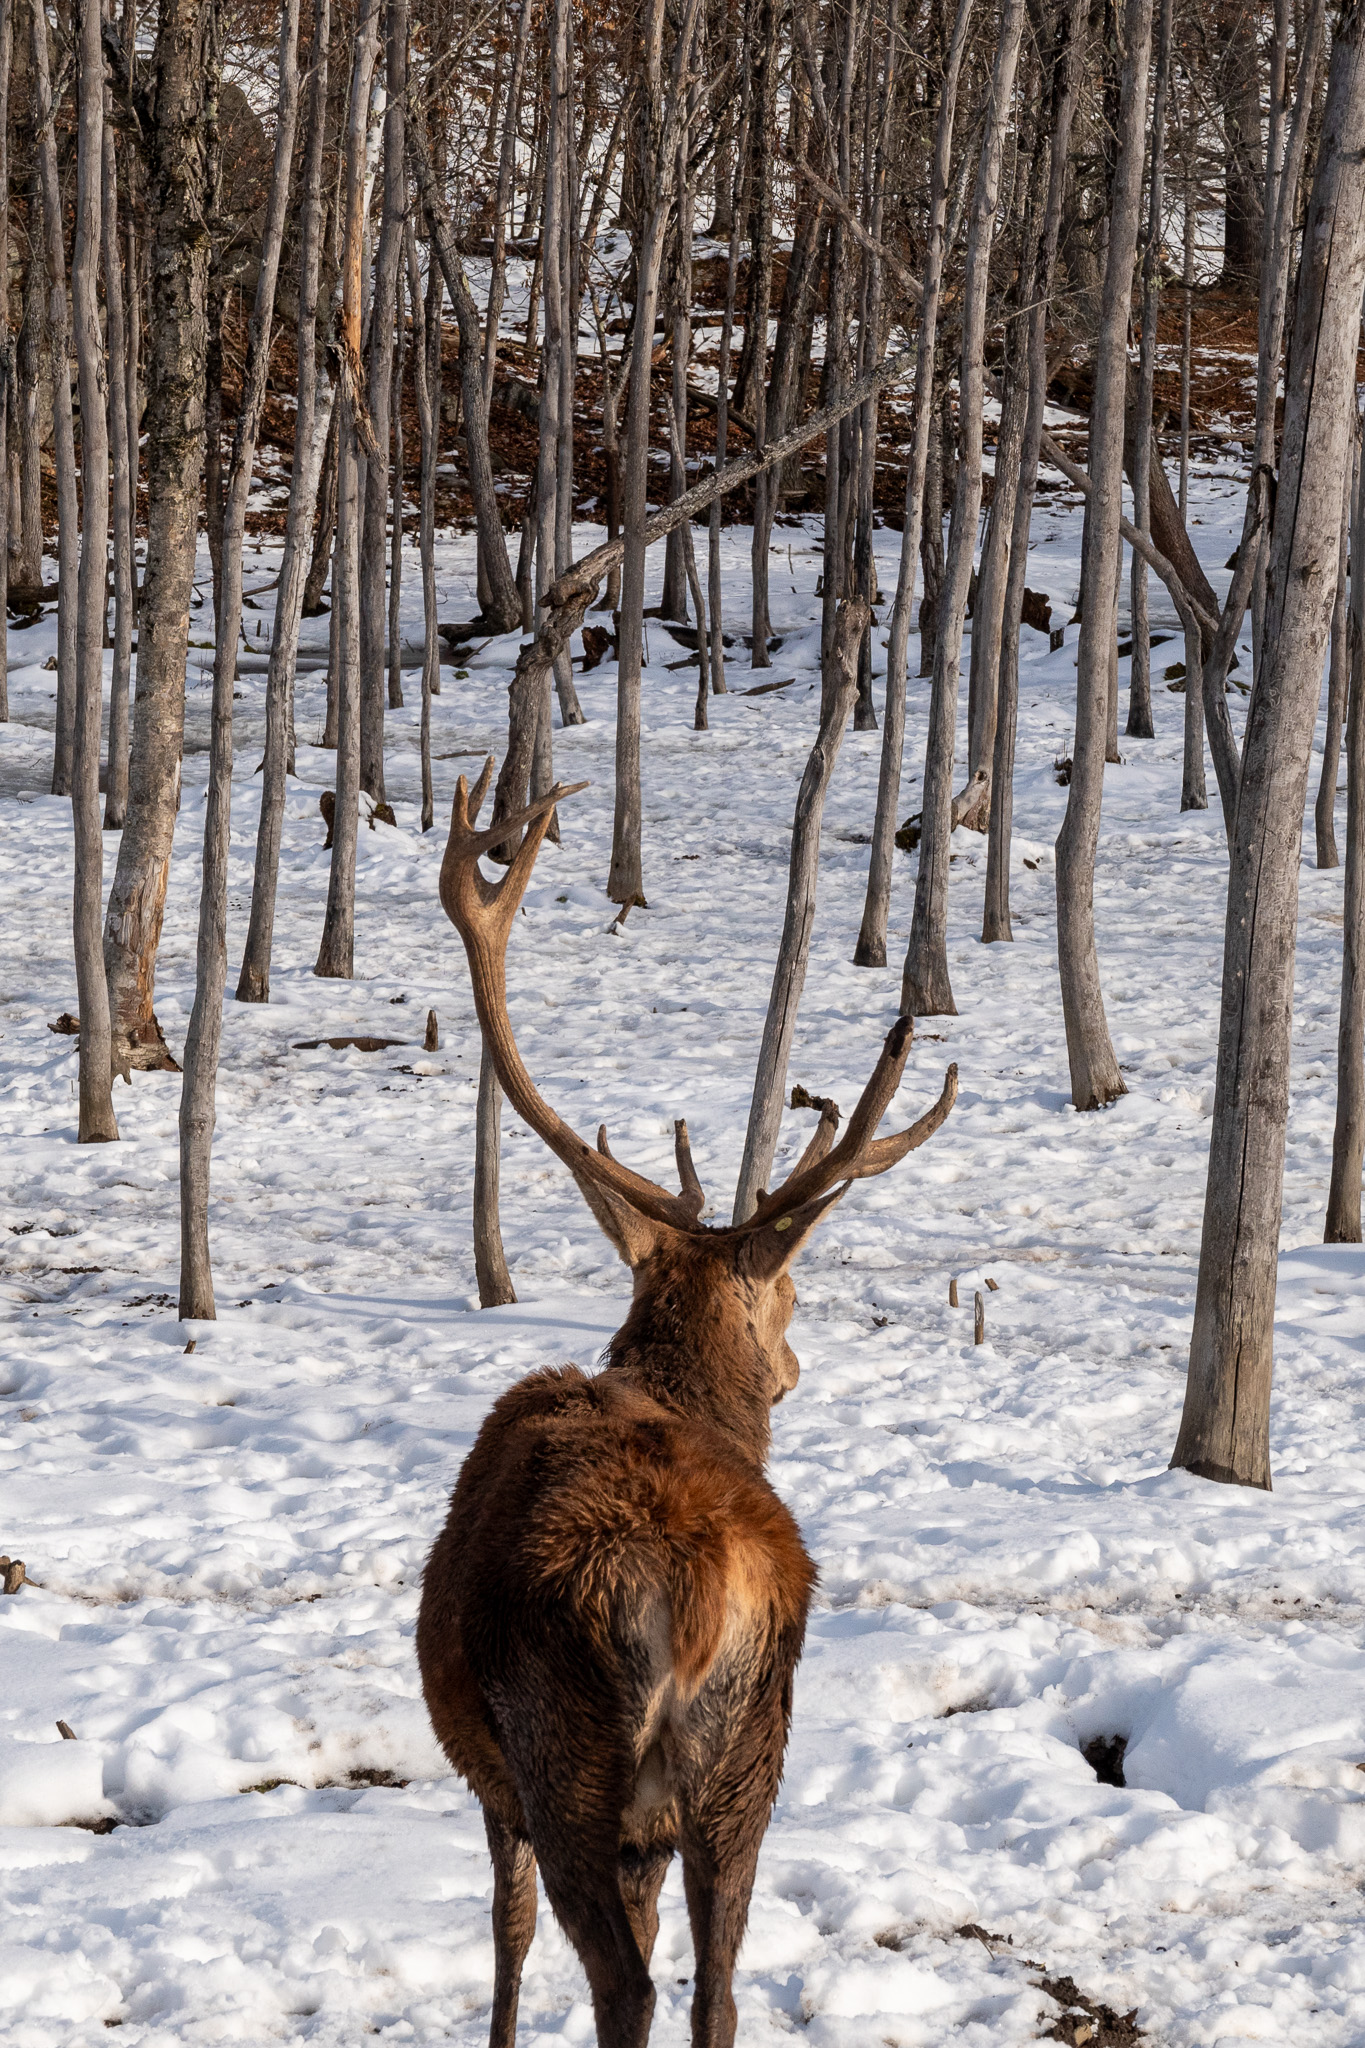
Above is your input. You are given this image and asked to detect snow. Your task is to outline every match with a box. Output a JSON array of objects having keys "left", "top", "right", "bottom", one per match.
[{"left": 2, "top": 466, "right": 1365, "bottom": 2045}]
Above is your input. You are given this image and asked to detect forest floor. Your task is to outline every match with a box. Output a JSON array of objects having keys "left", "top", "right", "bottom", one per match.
[{"left": 4, "top": 441, "right": 1365, "bottom": 2047}]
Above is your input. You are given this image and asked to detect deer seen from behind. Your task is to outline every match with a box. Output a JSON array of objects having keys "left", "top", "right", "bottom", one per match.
[{"left": 417, "top": 764, "right": 957, "bottom": 2048}]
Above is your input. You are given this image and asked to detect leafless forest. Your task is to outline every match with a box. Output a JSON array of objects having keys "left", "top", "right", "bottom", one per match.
[{"left": 4, "top": 0, "right": 1365, "bottom": 1502}]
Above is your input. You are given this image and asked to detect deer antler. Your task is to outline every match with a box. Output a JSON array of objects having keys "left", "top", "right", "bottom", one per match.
[
  {"left": 747, "top": 1017, "right": 958, "bottom": 1227},
  {"left": 439, "top": 763, "right": 710, "bottom": 1231}
]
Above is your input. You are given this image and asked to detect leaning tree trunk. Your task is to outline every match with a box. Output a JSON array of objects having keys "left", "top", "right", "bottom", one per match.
[
  {"left": 901, "top": 0, "right": 1026, "bottom": 1017},
  {"left": 1054, "top": 0, "right": 1154, "bottom": 1111},
  {"left": 32, "top": 0, "right": 78, "bottom": 797},
  {"left": 733, "top": 599, "right": 869, "bottom": 1222},
  {"left": 102, "top": 0, "right": 214, "bottom": 1076},
  {"left": 315, "top": 0, "right": 381, "bottom": 982},
  {"left": 1327, "top": 409, "right": 1365, "bottom": 1242},
  {"left": 1172, "top": 3, "right": 1365, "bottom": 1489},
  {"left": 179, "top": 0, "right": 303, "bottom": 1319},
  {"left": 236, "top": 0, "right": 332, "bottom": 1003},
  {"left": 70, "top": 0, "right": 118, "bottom": 1142},
  {"left": 854, "top": 0, "right": 973, "bottom": 967}
]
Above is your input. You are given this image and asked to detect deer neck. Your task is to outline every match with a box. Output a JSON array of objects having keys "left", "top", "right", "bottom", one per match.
[{"left": 604, "top": 1274, "right": 774, "bottom": 1467}]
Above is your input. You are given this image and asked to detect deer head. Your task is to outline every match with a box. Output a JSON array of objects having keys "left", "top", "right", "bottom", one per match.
[{"left": 440, "top": 766, "right": 956, "bottom": 1458}]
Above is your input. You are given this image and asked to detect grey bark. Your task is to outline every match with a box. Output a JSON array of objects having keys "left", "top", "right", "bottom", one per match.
[
  {"left": 15, "top": 186, "right": 43, "bottom": 594},
  {"left": 179, "top": 0, "right": 303, "bottom": 1319},
  {"left": 32, "top": 0, "right": 78, "bottom": 796},
  {"left": 1053, "top": 0, "right": 1153, "bottom": 1111},
  {"left": 1316, "top": 452, "right": 1355, "bottom": 867},
  {"left": 314, "top": 0, "right": 380, "bottom": 982},
  {"left": 71, "top": 0, "right": 118, "bottom": 1142},
  {"left": 1127, "top": 0, "right": 1172, "bottom": 744},
  {"left": 854, "top": 0, "right": 973, "bottom": 968},
  {"left": 1172, "top": 4, "right": 1365, "bottom": 1489},
  {"left": 236, "top": 0, "right": 332, "bottom": 1005},
  {"left": 358, "top": 0, "right": 406, "bottom": 802},
  {"left": 0, "top": 0, "right": 10, "bottom": 719},
  {"left": 733, "top": 598, "right": 869, "bottom": 1223},
  {"left": 1327, "top": 405, "right": 1365, "bottom": 1243},
  {"left": 102, "top": 113, "right": 133, "bottom": 832},
  {"left": 406, "top": 222, "right": 439, "bottom": 832},
  {"left": 901, "top": 0, "right": 1026, "bottom": 1018},
  {"left": 474, "top": 1042, "right": 516, "bottom": 1306},
  {"left": 103, "top": 0, "right": 214, "bottom": 1076}
]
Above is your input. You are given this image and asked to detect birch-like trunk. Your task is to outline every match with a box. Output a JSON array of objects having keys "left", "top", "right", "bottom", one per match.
[
  {"left": 1172, "top": 5, "right": 1365, "bottom": 1488},
  {"left": 236, "top": 0, "right": 332, "bottom": 1004},
  {"left": 71, "top": 0, "right": 117, "bottom": 1142}
]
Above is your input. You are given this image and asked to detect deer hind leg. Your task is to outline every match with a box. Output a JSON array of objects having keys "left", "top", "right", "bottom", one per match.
[
  {"left": 618, "top": 1837, "right": 673, "bottom": 1967},
  {"left": 533, "top": 1838, "right": 658, "bottom": 2048},
  {"left": 485, "top": 1810, "right": 538, "bottom": 2048}
]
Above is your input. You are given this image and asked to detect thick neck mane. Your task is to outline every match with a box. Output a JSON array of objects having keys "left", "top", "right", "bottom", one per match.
[{"left": 604, "top": 1248, "right": 775, "bottom": 1468}]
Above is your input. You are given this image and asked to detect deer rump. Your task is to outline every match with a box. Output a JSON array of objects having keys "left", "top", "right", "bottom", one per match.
[{"left": 418, "top": 1364, "right": 816, "bottom": 1868}]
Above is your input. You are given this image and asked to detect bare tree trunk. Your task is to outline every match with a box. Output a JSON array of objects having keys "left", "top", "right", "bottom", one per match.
[
  {"left": 406, "top": 222, "right": 439, "bottom": 832},
  {"left": 482, "top": 0, "right": 534, "bottom": 415},
  {"left": 236, "top": 0, "right": 331, "bottom": 1004},
  {"left": 706, "top": 77, "right": 748, "bottom": 698},
  {"left": 901, "top": 0, "right": 1026, "bottom": 1017},
  {"left": 608, "top": 0, "right": 703, "bottom": 907},
  {"left": 1316, "top": 450, "right": 1355, "bottom": 867},
  {"left": 303, "top": 403, "right": 338, "bottom": 617},
  {"left": 357, "top": 0, "right": 405, "bottom": 801},
  {"left": 32, "top": 0, "right": 78, "bottom": 796},
  {"left": 0, "top": 0, "right": 10, "bottom": 719},
  {"left": 1127, "top": 0, "right": 1172, "bottom": 743},
  {"left": 179, "top": 0, "right": 303, "bottom": 1318},
  {"left": 14, "top": 188, "right": 44, "bottom": 595},
  {"left": 102, "top": 0, "right": 214, "bottom": 1076},
  {"left": 1327, "top": 407, "right": 1365, "bottom": 1242},
  {"left": 315, "top": 0, "right": 381, "bottom": 982},
  {"left": 388, "top": 282, "right": 405, "bottom": 715},
  {"left": 71, "top": 0, "right": 117, "bottom": 1142},
  {"left": 1054, "top": 0, "right": 1153, "bottom": 1111},
  {"left": 102, "top": 113, "right": 133, "bottom": 831},
  {"left": 733, "top": 598, "right": 869, "bottom": 1222},
  {"left": 474, "top": 1041, "right": 516, "bottom": 1306},
  {"left": 854, "top": 0, "right": 973, "bottom": 968},
  {"left": 408, "top": 114, "right": 522, "bottom": 632},
  {"left": 1172, "top": 8, "right": 1365, "bottom": 1489},
  {"left": 984, "top": 0, "right": 1087, "bottom": 944},
  {"left": 744, "top": 0, "right": 776, "bottom": 665}
]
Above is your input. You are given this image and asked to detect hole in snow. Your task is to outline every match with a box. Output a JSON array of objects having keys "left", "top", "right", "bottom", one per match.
[{"left": 1081, "top": 1734, "right": 1127, "bottom": 1788}]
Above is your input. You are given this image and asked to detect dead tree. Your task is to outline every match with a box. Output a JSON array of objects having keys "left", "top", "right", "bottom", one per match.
[
  {"left": 1173, "top": 3, "right": 1365, "bottom": 1489},
  {"left": 1053, "top": 0, "right": 1154, "bottom": 1111},
  {"left": 102, "top": 0, "right": 215, "bottom": 1076},
  {"left": 70, "top": 0, "right": 117, "bottom": 1142}
]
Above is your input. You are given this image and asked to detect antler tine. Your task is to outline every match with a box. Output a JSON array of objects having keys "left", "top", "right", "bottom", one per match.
[
  {"left": 674, "top": 1119, "right": 705, "bottom": 1221},
  {"left": 748, "top": 1018, "right": 954, "bottom": 1226},
  {"left": 789, "top": 1100, "right": 841, "bottom": 1183},
  {"left": 597, "top": 1125, "right": 615, "bottom": 1159},
  {"left": 465, "top": 753, "right": 495, "bottom": 828}
]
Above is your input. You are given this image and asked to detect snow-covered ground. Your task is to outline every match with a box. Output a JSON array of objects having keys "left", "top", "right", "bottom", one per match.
[{"left": 4, "top": 463, "right": 1365, "bottom": 2048}]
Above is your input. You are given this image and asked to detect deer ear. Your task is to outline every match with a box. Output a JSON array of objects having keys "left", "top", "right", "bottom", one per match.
[
  {"left": 573, "top": 1174, "right": 671, "bottom": 1269},
  {"left": 739, "top": 1183, "right": 848, "bottom": 1284}
]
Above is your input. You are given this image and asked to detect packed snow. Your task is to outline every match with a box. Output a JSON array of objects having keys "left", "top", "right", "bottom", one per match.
[{"left": 3, "top": 460, "right": 1365, "bottom": 2047}]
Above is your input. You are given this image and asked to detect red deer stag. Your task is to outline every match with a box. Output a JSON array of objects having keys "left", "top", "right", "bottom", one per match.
[{"left": 418, "top": 764, "right": 957, "bottom": 2048}]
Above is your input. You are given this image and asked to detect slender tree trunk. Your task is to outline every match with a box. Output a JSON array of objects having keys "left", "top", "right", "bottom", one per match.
[
  {"left": 14, "top": 188, "right": 44, "bottom": 595},
  {"left": 0, "top": 0, "right": 10, "bottom": 719},
  {"left": 102, "top": 113, "right": 133, "bottom": 831},
  {"left": 1054, "top": 0, "right": 1153, "bottom": 1111},
  {"left": 1327, "top": 407, "right": 1365, "bottom": 1242},
  {"left": 407, "top": 222, "right": 439, "bottom": 831},
  {"left": 483, "top": 0, "right": 534, "bottom": 416},
  {"left": 854, "top": 0, "right": 973, "bottom": 967},
  {"left": 1316, "top": 451, "right": 1354, "bottom": 867},
  {"left": 902, "top": 0, "right": 1026, "bottom": 1017},
  {"left": 357, "top": 0, "right": 405, "bottom": 801},
  {"left": 32, "top": 0, "right": 78, "bottom": 796},
  {"left": 984, "top": 0, "right": 1087, "bottom": 944},
  {"left": 236, "top": 0, "right": 331, "bottom": 1004},
  {"left": 474, "top": 1042, "right": 516, "bottom": 1306},
  {"left": 179, "top": 0, "right": 303, "bottom": 1318},
  {"left": 744, "top": 0, "right": 776, "bottom": 665},
  {"left": 1172, "top": 7, "right": 1365, "bottom": 1489},
  {"left": 71, "top": 0, "right": 118, "bottom": 1142},
  {"left": 388, "top": 279, "right": 405, "bottom": 714},
  {"left": 706, "top": 78, "right": 749, "bottom": 698},
  {"left": 1127, "top": 0, "right": 1172, "bottom": 743},
  {"left": 733, "top": 598, "right": 869, "bottom": 1222},
  {"left": 303, "top": 403, "right": 338, "bottom": 617},
  {"left": 315, "top": 0, "right": 381, "bottom": 981},
  {"left": 102, "top": 0, "right": 214, "bottom": 1076}
]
